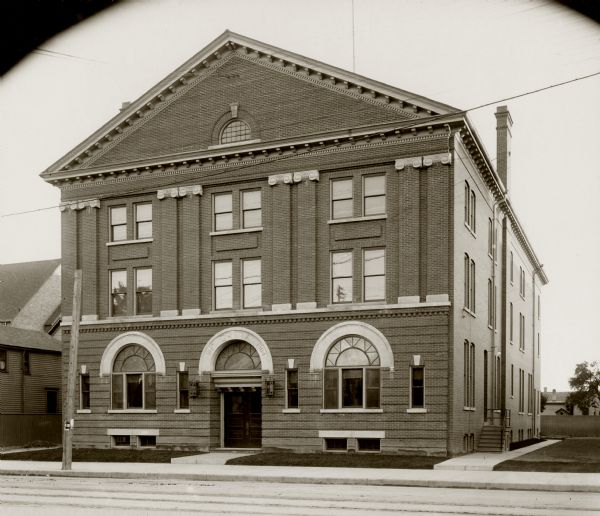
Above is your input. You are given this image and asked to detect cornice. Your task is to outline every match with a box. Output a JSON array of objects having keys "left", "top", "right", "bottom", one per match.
[
  {"left": 50, "top": 123, "right": 454, "bottom": 192},
  {"left": 268, "top": 169, "right": 319, "bottom": 186},
  {"left": 157, "top": 184, "right": 202, "bottom": 199},
  {"left": 59, "top": 198, "right": 100, "bottom": 211}
]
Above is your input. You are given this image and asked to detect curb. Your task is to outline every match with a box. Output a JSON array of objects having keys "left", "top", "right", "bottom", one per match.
[{"left": 2, "top": 468, "right": 599, "bottom": 493}]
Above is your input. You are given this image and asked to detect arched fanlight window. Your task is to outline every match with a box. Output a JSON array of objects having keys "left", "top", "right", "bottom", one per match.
[
  {"left": 111, "top": 344, "right": 156, "bottom": 410},
  {"left": 323, "top": 336, "right": 380, "bottom": 409},
  {"left": 215, "top": 341, "right": 261, "bottom": 370},
  {"left": 220, "top": 120, "right": 251, "bottom": 144}
]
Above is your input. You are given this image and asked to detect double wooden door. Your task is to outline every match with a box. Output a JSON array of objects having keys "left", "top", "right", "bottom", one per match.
[{"left": 224, "top": 389, "right": 261, "bottom": 448}]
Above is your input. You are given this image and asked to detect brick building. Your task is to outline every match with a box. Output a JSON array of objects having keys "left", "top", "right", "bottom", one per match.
[{"left": 41, "top": 32, "right": 547, "bottom": 455}]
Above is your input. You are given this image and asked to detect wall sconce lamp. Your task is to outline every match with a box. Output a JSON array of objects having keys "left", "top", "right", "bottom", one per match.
[{"left": 265, "top": 378, "right": 275, "bottom": 397}]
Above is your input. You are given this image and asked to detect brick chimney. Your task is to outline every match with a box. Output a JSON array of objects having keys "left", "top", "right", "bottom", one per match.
[{"left": 495, "top": 105, "right": 513, "bottom": 192}]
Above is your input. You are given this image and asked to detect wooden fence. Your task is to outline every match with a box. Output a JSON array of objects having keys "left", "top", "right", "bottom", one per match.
[
  {"left": 0, "top": 414, "right": 62, "bottom": 446},
  {"left": 541, "top": 415, "right": 600, "bottom": 437}
]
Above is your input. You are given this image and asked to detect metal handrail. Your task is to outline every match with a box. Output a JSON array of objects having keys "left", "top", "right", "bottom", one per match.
[{"left": 485, "top": 408, "right": 511, "bottom": 428}]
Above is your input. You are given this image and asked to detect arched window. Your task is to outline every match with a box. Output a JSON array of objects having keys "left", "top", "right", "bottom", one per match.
[
  {"left": 215, "top": 341, "right": 261, "bottom": 371},
  {"left": 111, "top": 344, "right": 156, "bottom": 410},
  {"left": 323, "top": 336, "right": 380, "bottom": 409},
  {"left": 220, "top": 120, "right": 251, "bottom": 144}
]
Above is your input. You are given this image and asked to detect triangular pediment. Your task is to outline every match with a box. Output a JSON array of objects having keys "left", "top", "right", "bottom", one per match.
[{"left": 41, "top": 31, "right": 458, "bottom": 177}]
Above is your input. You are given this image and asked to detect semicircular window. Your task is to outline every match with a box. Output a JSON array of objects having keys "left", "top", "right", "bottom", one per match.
[
  {"left": 215, "top": 340, "right": 261, "bottom": 370},
  {"left": 111, "top": 344, "right": 156, "bottom": 410},
  {"left": 220, "top": 120, "right": 251, "bottom": 144},
  {"left": 323, "top": 336, "right": 380, "bottom": 410}
]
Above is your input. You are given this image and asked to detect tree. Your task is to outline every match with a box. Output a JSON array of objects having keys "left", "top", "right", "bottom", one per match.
[
  {"left": 565, "top": 361, "right": 600, "bottom": 415},
  {"left": 540, "top": 392, "right": 548, "bottom": 413}
]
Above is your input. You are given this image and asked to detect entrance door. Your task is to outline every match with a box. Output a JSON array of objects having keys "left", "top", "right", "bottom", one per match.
[{"left": 224, "top": 389, "right": 261, "bottom": 448}]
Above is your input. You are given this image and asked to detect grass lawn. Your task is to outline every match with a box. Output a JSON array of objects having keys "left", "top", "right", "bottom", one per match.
[
  {"left": 226, "top": 452, "right": 445, "bottom": 469},
  {"left": 494, "top": 438, "right": 600, "bottom": 473},
  {"left": 0, "top": 447, "right": 200, "bottom": 463}
]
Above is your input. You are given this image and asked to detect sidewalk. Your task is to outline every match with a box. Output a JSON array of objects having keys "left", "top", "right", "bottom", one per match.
[{"left": 1, "top": 457, "right": 599, "bottom": 493}]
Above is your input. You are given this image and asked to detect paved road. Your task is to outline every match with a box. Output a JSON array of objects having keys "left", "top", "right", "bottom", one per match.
[{"left": 0, "top": 475, "right": 599, "bottom": 515}]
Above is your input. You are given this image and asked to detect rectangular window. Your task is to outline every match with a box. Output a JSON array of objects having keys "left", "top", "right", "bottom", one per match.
[
  {"left": 493, "top": 284, "right": 497, "bottom": 329},
  {"left": 112, "top": 372, "right": 156, "bottom": 410},
  {"left": 331, "top": 251, "right": 352, "bottom": 303},
  {"left": 110, "top": 206, "right": 127, "bottom": 242},
  {"left": 113, "top": 435, "right": 130, "bottom": 447},
  {"left": 135, "top": 268, "right": 152, "bottom": 315},
  {"left": 487, "top": 279, "right": 493, "bottom": 327},
  {"left": 325, "top": 438, "right": 347, "bottom": 451},
  {"left": 177, "top": 371, "right": 189, "bottom": 410},
  {"left": 520, "top": 267, "right": 526, "bottom": 298},
  {"left": 110, "top": 270, "right": 127, "bottom": 316},
  {"left": 214, "top": 193, "right": 233, "bottom": 231},
  {"left": 464, "top": 342, "right": 475, "bottom": 408},
  {"left": 331, "top": 178, "right": 353, "bottom": 219},
  {"left": 470, "top": 344, "right": 475, "bottom": 407},
  {"left": 242, "top": 258, "right": 261, "bottom": 308},
  {"left": 286, "top": 369, "right": 298, "bottom": 409},
  {"left": 510, "top": 252, "right": 514, "bottom": 284},
  {"left": 509, "top": 302, "right": 514, "bottom": 343},
  {"left": 357, "top": 438, "right": 380, "bottom": 452},
  {"left": 363, "top": 249, "right": 385, "bottom": 301},
  {"left": 488, "top": 218, "right": 493, "bottom": 257},
  {"left": 464, "top": 255, "right": 476, "bottom": 312},
  {"left": 139, "top": 435, "right": 156, "bottom": 447},
  {"left": 241, "top": 190, "right": 262, "bottom": 228},
  {"left": 135, "top": 203, "right": 152, "bottom": 239},
  {"left": 80, "top": 374, "right": 90, "bottom": 410},
  {"left": 363, "top": 175, "right": 386, "bottom": 216},
  {"left": 22, "top": 351, "right": 30, "bottom": 375},
  {"left": 537, "top": 333, "right": 540, "bottom": 357},
  {"left": 366, "top": 368, "right": 380, "bottom": 408},
  {"left": 464, "top": 182, "right": 476, "bottom": 231},
  {"left": 0, "top": 349, "right": 6, "bottom": 372},
  {"left": 519, "top": 313, "right": 525, "bottom": 350},
  {"left": 342, "top": 368, "right": 363, "bottom": 407},
  {"left": 470, "top": 190, "right": 476, "bottom": 231},
  {"left": 324, "top": 369, "right": 339, "bottom": 409},
  {"left": 528, "top": 373, "right": 533, "bottom": 413},
  {"left": 214, "top": 261, "right": 233, "bottom": 309},
  {"left": 510, "top": 364, "right": 514, "bottom": 397},
  {"left": 519, "top": 369, "right": 524, "bottom": 413},
  {"left": 46, "top": 389, "right": 58, "bottom": 414},
  {"left": 411, "top": 367, "right": 424, "bottom": 408}
]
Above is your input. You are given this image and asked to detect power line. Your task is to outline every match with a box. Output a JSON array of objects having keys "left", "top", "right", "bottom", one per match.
[
  {"left": 1, "top": 69, "right": 599, "bottom": 219},
  {"left": 33, "top": 48, "right": 106, "bottom": 64}
]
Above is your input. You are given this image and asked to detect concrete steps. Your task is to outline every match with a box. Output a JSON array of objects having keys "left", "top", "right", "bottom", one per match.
[{"left": 477, "top": 426, "right": 503, "bottom": 452}]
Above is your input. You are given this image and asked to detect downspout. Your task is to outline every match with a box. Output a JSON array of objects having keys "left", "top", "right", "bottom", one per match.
[
  {"left": 531, "top": 265, "right": 543, "bottom": 436},
  {"left": 490, "top": 199, "right": 501, "bottom": 418}
]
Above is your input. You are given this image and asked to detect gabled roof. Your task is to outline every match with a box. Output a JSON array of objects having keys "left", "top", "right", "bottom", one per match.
[
  {"left": 40, "top": 30, "right": 458, "bottom": 179},
  {"left": 0, "top": 259, "right": 61, "bottom": 323},
  {"left": 0, "top": 326, "right": 61, "bottom": 353}
]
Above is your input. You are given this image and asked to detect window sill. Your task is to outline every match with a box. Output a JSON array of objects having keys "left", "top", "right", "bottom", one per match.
[
  {"left": 320, "top": 408, "right": 383, "bottom": 414},
  {"left": 463, "top": 407, "right": 476, "bottom": 412},
  {"left": 174, "top": 409, "right": 190, "bottom": 414},
  {"left": 463, "top": 307, "right": 476, "bottom": 318},
  {"left": 106, "top": 238, "right": 153, "bottom": 247},
  {"left": 210, "top": 227, "right": 263, "bottom": 236},
  {"left": 282, "top": 408, "right": 301, "bottom": 414},
  {"left": 328, "top": 214, "right": 386, "bottom": 225},
  {"left": 107, "top": 409, "right": 157, "bottom": 414},
  {"left": 406, "top": 408, "right": 427, "bottom": 413},
  {"left": 76, "top": 409, "right": 91, "bottom": 414},
  {"left": 327, "top": 301, "right": 386, "bottom": 310},
  {"left": 464, "top": 222, "right": 476, "bottom": 238}
]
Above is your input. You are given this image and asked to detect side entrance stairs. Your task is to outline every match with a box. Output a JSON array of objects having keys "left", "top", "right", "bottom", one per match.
[{"left": 477, "top": 425, "right": 503, "bottom": 452}]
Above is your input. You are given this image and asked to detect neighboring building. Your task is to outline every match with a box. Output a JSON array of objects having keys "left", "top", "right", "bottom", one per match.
[
  {"left": 40, "top": 32, "right": 547, "bottom": 455},
  {"left": 542, "top": 388, "right": 600, "bottom": 416},
  {"left": 0, "top": 259, "right": 62, "bottom": 445}
]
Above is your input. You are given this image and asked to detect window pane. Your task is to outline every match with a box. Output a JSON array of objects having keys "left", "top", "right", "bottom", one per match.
[
  {"left": 244, "top": 284, "right": 262, "bottom": 308},
  {"left": 112, "top": 271, "right": 127, "bottom": 291},
  {"left": 364, "top": 276, "right": 385, "bottom": 301},
  {"left": 324, "top": 369, "right": 338, "bottom": 409},
  {"left": 332, "top": 251, "right": 352, "bottom": 277},
  {"left": 215, "top": 212, "right": 233, "bottom": 231},
  {"left": 214, "top": 193, "right": 232, "bottom": 213},
  {"left": 332, "top": 199, "right": 353, "bottom": 219},
  {"left": 364, "top": 175, "right": 385, "bottom": 196},
  {"left": 332, "top": 179, "right": 352, "bottom": 200},
  {"left": 287, "top": 370, "right": 298, "bottom": 409},
  {"left": 145, "top": 373, "right": 156, "bottom": 409},
  {"left": 112, "top": 225, "right": 127, "bottom": 242},
  {"left": 111, "top": 207, "right": 126, "bottom": 225},
  {"left": 81, "top": 375, "right": 90, "bottom": 409},
  {"left": 214, "top": 262, "right": 232, "bottom": 286},
  {"left": 332, "top": 278, "right": 352, "bottom": 303},
  {"left": 364, "top": 195, "right": 385, "bottom": 216},
  {"left": 137, "top": 221, "right": 152, "bottom": 239},
  {"left": 111, "top": 374, "right": 123, "bottom": 409},
  {"left": 242, "top": 190, "right": 261, "bottom": 210},
  {"left": 136, "top": 203, "right": 152, "bottom": 222},
  {"left": 126, "top": 374, "right": 143, "bottom": 408},
  {"left": 412, "top": 367, "right": 424, "bottom": 408},
  {"left": 342, "top": 368, "right": 363, "bottom": 407},
  {"left": 136, "top": 269, "right": 152, "bottom": 290},
  {"left": 136, "top": 292, "right": 152, "bottom": 314},
  {"left": 364, "top": 249, "right": 384, "bottom": 276},
  {"left": 366, "top": 368, "right": 380, "bottom": 408},
  {"left": 221, "top": 120, "right": 251, "bottom": 143},
  {"left": 215, "top": 286, "right": 233, "bottom": 309},
  {"left": 243, "top": 259, "right": 261, "bottom": 283},
  {"left": 243, "top": 209, "right": 261, "bottom": 228}
]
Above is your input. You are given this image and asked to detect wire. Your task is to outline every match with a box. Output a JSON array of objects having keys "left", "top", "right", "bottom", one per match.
[
  {"left": 1, "top": 69, "right": 599, "bottom": 218},
  {"left": 33, "top": 48, "right": 107, "bottom": 64}
]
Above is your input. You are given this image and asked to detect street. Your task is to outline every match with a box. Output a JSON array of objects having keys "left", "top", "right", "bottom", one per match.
[{"left": 0, "top": 475, "right": 598, "bottom": 515}]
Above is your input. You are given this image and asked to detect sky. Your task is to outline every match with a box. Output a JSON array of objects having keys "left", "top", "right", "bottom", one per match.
[{"left": 0, "top": 0, "right": 598, "bottom": 390}]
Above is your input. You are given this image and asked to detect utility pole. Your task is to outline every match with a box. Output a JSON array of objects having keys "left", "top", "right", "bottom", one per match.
[{"left": 62, "top": 269, "right": 82, "bottom": 471}]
